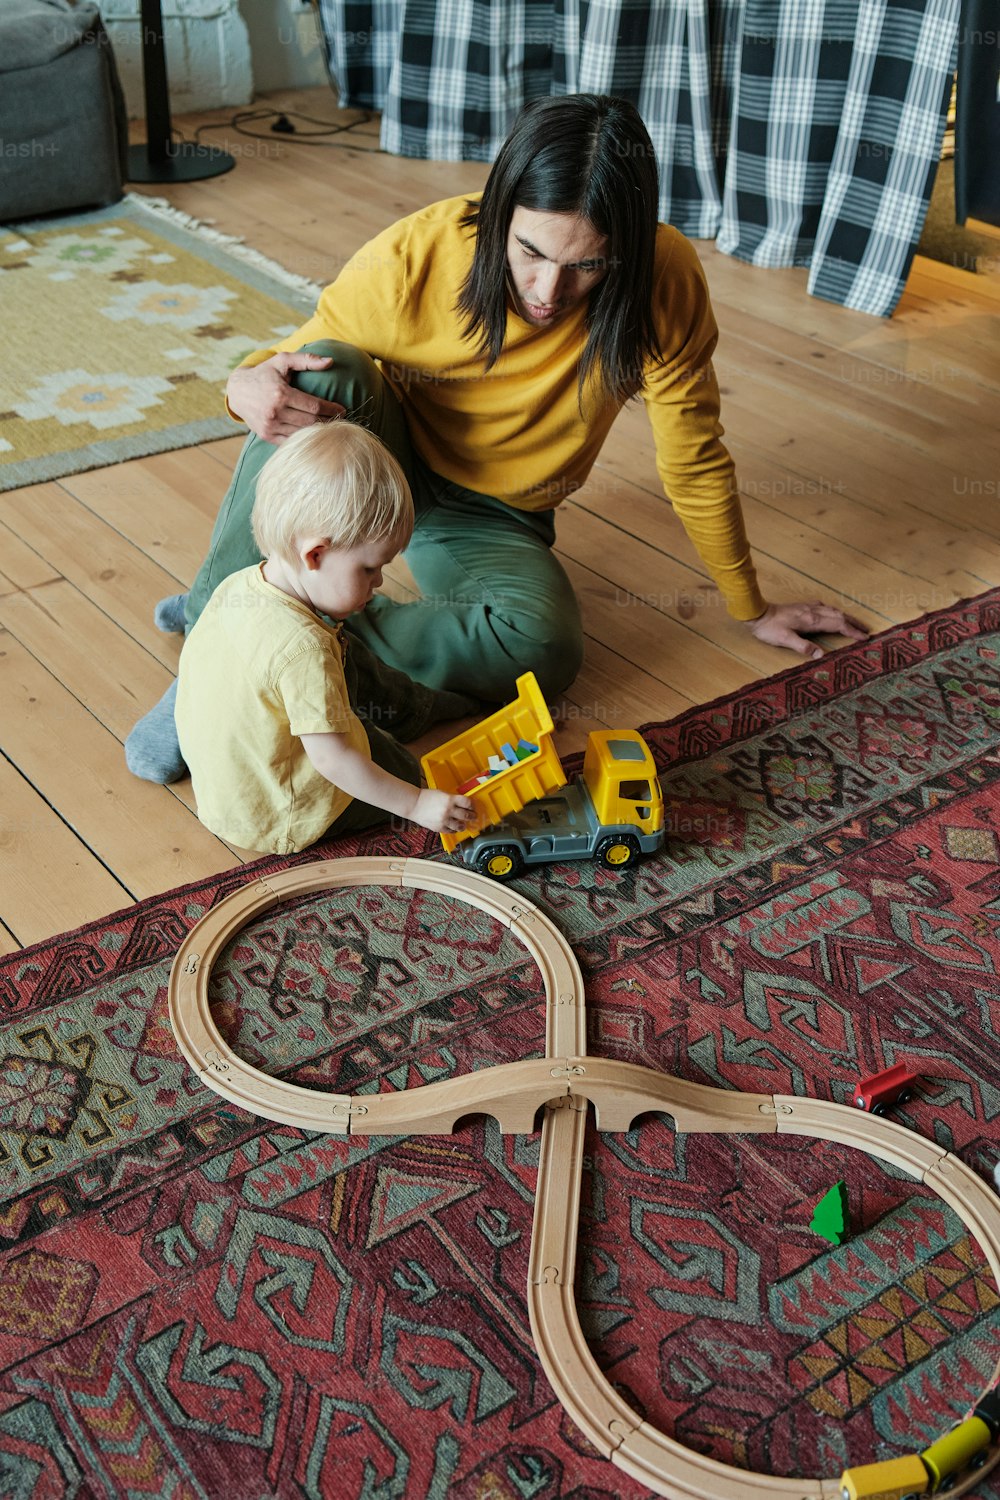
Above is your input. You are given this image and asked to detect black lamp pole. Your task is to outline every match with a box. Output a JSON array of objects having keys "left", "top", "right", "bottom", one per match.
[{"left": 127, "top": 0, "right": 235, "bottom": 183}]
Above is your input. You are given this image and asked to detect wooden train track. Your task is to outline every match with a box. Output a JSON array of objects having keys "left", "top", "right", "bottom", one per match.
[{"left": 168, "top": 857, "right": 1000, "bottom": 1500}]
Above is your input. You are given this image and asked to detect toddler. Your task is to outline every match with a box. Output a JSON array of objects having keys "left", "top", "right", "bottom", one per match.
[{"left": 175, "top": 422, "right": 475, "bottom": 854}]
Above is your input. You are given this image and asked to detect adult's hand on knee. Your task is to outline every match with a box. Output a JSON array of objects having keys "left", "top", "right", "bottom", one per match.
[{"left": 226, "top": 353, "right": 346, "bottom": 444}]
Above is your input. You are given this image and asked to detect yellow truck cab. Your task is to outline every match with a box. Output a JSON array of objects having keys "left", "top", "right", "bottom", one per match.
[
  {"left": 422, "top": 674, "right": 665, "bottom": 881},
  {"left": 581, "top": 731, "right": 663, "bottom": 860}
]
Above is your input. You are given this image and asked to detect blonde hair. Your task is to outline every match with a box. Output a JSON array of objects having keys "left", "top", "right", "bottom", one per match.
[{"left": 251, "top": 422, "right": 413, "bottom": 564}]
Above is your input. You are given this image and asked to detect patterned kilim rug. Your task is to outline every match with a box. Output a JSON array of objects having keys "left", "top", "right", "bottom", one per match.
[
  {"left": 1, "top": 593, "right": 999, "bottom": 1498},
  {"left": 0, "top": 194, "right": 318, "bottom": 493}
]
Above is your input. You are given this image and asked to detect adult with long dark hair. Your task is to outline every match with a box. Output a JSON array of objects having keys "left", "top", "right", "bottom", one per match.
[{"left": 126, "top": 93, "right": 865, "bottom": 784}]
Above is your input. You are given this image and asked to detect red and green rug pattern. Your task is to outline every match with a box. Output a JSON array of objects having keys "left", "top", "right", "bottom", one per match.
[{"left": 0, "top": 592, "right": 998, "bottom": 1497}]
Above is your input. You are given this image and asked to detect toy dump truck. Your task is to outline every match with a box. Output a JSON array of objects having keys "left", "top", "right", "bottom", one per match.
[{"left": 421, "top": 672, "right": 665, "bottom": 880}]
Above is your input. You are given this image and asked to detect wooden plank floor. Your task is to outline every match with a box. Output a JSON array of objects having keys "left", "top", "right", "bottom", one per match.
[{"left": 2, "top": 87, "right": 999, "bottom": 949}]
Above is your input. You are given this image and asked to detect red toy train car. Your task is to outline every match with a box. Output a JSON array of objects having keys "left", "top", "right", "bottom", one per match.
[{"left": 853, "top": 1063, "right": 917, "bottom": 1115}]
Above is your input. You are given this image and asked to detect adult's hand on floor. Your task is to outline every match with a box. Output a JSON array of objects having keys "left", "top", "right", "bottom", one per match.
[
  {"left": 226, "top": 353, "right": 345, "bottom": 443},
  {"left": 746, "top": 601, "right": 869, "bottom": 661}
]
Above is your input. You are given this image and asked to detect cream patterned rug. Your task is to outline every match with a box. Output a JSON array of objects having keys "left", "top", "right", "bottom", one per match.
[{"left": 0, "top": 194, "right": 319, "bottom": 492}]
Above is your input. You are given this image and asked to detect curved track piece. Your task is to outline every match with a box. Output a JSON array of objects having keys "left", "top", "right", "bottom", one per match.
[
  {"left": 168, "top": 856, "right": 587, "bottom": 1130},
  {"left": 169, "top": 858, "right": 1000, "bottom": 1500},
  {"left": 528, "top": 1086, "right": 1000, "bottom": 1500}
]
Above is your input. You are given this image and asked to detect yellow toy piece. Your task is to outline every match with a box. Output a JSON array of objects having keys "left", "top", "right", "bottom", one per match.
[
  {"left": 921, "top": 1414, "right": 994, "bottom": 1490},
  {"left": 837, "top": 1453, "right": 928, "bottom": 1499}
]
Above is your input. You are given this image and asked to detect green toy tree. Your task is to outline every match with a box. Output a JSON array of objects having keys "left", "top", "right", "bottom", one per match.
[{"left": 810, "top": 1180, "right": 849, "bottom": 1244}]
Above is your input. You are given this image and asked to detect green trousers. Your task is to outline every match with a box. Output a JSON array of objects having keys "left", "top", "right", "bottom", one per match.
[{"left": 188, "top": 341, "right": 584, "bottom": 702}]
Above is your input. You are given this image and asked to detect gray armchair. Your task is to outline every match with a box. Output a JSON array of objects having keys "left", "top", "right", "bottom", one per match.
[{"left": 0, "top": 0, "right": 128, "bottom": 221}]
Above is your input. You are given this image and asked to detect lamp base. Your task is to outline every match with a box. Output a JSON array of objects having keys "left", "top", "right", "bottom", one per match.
[{"left": 127, "top": 142, "right": 236, "bottom": 184}]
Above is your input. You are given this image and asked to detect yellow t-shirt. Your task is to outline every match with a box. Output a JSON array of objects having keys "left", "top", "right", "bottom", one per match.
[
  {"left": 237, "top": 195, "right": 764, "bottom": 619},
  {"left": 175, "top": 565, "right": 370, "bottom": 854}
]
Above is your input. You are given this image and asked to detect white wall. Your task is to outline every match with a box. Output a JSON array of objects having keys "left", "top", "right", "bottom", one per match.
[
  {"left": 239, "top": 0, "right": 330, "bottom": 92},
  {"left": 102, "top": 0, "right": 255, "bottom": 117},
  {"left": 103, "top": 0, "right": 332, "bottom": 118}
]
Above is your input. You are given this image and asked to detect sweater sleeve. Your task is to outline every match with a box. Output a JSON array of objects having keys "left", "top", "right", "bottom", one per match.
[{"left": 641, "top": 230, "right": 765, "bottom": 621}]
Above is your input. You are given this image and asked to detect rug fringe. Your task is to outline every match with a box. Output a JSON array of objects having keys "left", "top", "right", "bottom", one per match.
[{"left": 126, "top": 192, "right": 324, "bottom": 304}]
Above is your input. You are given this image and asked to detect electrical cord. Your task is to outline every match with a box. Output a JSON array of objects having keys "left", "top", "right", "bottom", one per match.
[
  {"left": 190, "top": 107, "right": 380, "bottom": 151},
  {"left": 173, "top": 1, "right": 383, "bottom": 155}
]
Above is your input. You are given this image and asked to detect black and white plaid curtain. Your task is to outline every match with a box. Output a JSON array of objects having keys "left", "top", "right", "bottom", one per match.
[{"left": 318, "top": 0, "right": 960, "bottom": 316}]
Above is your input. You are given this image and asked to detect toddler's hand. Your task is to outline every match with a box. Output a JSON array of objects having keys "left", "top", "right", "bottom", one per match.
[{"left": 414, "top": 790, "right": 475, "bottom": 835}]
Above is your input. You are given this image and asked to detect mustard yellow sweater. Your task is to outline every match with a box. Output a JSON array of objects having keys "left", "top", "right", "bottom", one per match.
[{"left": 241, "top": 195, "right": 764, "bottom": 619}]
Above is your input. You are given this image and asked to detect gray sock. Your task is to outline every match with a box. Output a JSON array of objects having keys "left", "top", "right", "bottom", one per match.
[
  {"left": 154, "top": 593, "right": 188, "bottom": 633},
  {"left": 124, "top": 678, "right": 187, "bottom": 783}
]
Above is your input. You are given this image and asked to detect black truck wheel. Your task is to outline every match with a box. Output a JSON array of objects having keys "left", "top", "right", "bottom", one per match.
[
  {"left": 475, "top": 844, "right": 524, "bottom": 881},
  {"left": 595, "top": 833, "right": 640, "bottom": 869}
]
